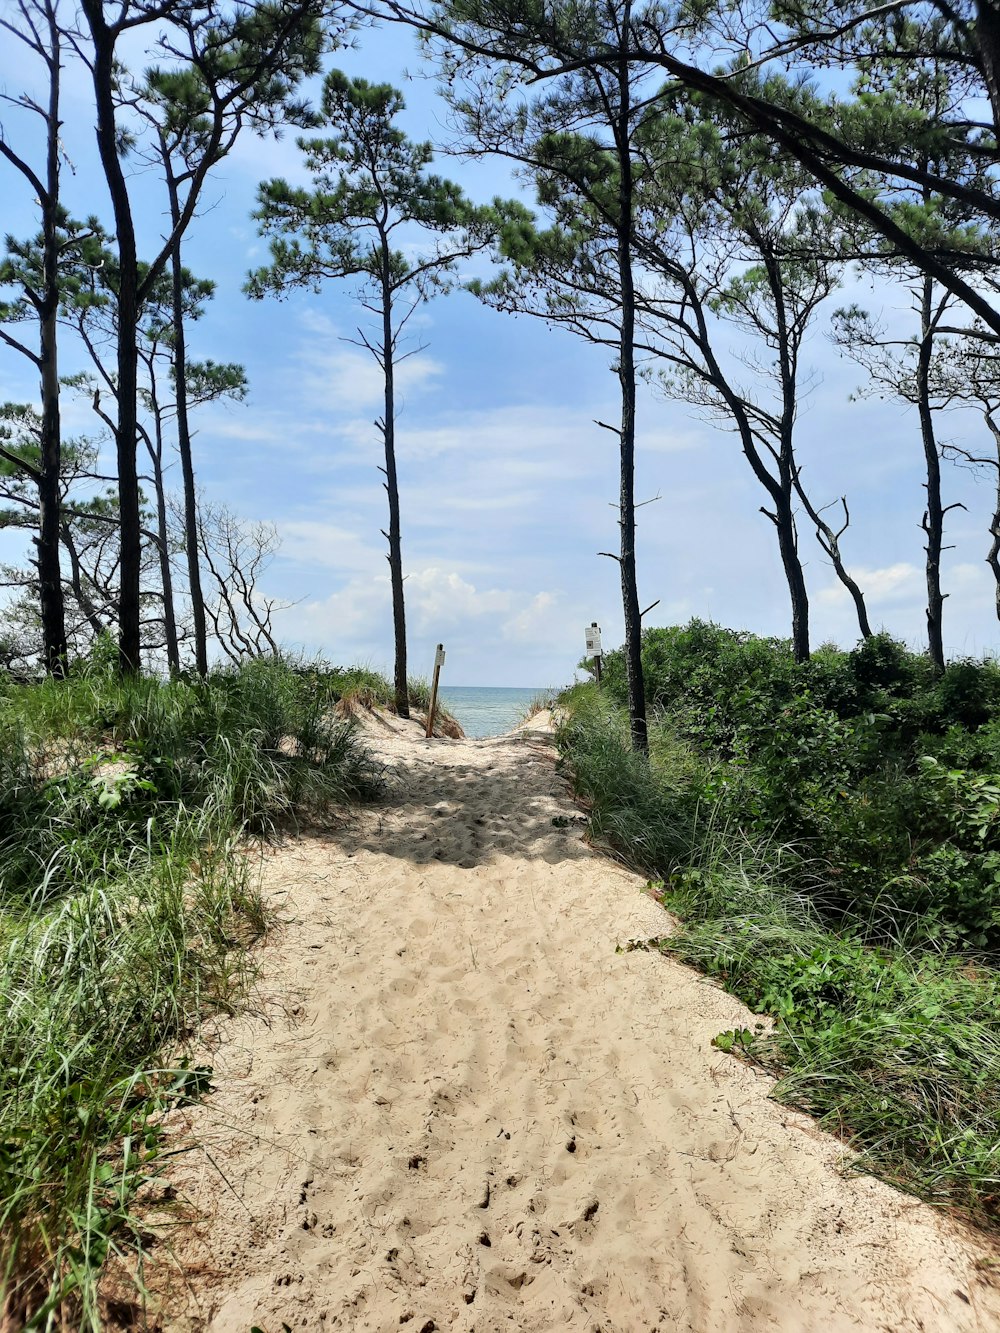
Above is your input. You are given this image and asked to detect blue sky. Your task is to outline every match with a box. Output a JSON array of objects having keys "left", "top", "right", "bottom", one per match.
[{"left": 2, "top": 18, "right": 999, "bottom": 686}]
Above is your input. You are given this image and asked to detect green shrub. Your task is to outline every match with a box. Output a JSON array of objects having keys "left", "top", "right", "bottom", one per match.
[{"left": 596, "top": 621, "right": 1000, "bottom": 949}]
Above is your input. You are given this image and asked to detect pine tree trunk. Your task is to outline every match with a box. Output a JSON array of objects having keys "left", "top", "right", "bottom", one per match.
[
  {"left": 37, "top": 1, "right": 67, "bottom": 678},
  {"left": 795, "top": 486, "right": 872, "bottom": 640},
  {"left": 615, "top": 14, "right": 648, "bottom": 755},
  {"left": 167, "top": 178, "right": 208, "bottom": 676},
  {"left": 60, "top": 521, "right": 107, "bottom": 638},
  {"left": 145, "top": 383, "right": 180, "bottom": 674},
  {"left": 775, "top": 492, "right": 810, "bottom": 663},
  {"left": 843, "top": 572, "right": 873, "bottom": 641},
  {"left": 975, "top": 0, "right": 1000, "bottom": 146},
  {"left": 917, "top": 276, "right": 946, "bottom": 674},
  {"left": 768, "top": 252, "right": 811, "bottom": 664},
  {"left": 988, "top": 502, "right": 1000, "bottom": 622},
  {"left": 987, "top": 432, "right": 1000, "bottom": 621},
  {"left": 380, "top": 259, "right": 409, "bottom": 719},
  {"left": 154, "top": 486, "right": 179, "bottom": 675},
  {"left": 84, "top": 2, "right": 142, "bottom": 674},
  {"left": 38, "top": 247, "right": 67, "bottom": 677}
]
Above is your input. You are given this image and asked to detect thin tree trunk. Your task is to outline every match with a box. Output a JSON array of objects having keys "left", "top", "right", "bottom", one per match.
[
  {"left": 988, "top": 500, "right": 1000, "bottom": 621},
  {"left": 767, "top": 250, "right": 810, "bottom": 663},
  {"left": 153, "top": 476, "right": 179, "bottom": 674},
  {"left": 844, "top": 574, "right": 873, "bottom": 640},
  {"left": 917, "top": 275, "right": 946, "bottom": 673},
  {"left": 144, "top": 374, "right": 180, "bottom": 674},
  {"left": 60, "top": 521, "right": 107, "bottom": 638},
  {"left": 83, "top": 1, "right": 142, "bottom": 673},
  {"left": 379, "top": 249, "right": 409, "bottom": 719},
  {"left": 615, "top": 7, "right": 648, "bottom": 755},
  {"left": 37, "top": 0, "right": 67, "bottom": 677},
  {"left": 980, "top": 419, "right": 1000, "bottom": 622},
  {"left": 166, "top": 171, "right": 209, "bottom": 677},
  {"left": 775, "top": 490, "right": 810, "bottom": 662},
  {"left": 793, "top": 484, "right": 872, "bottom": 640},
  {"left": 975, "top": 0, "right": 1000, "bottom": 145}
]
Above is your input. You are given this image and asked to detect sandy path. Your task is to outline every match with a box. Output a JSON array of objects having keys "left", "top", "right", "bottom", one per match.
[{"left": 159, "top": 717, "right": 1000, "bottom": 1333}]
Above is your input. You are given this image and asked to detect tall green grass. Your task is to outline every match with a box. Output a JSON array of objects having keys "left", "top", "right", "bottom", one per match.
[
  {"left": 0, "top": 656, "right": 382, "bottom": 1328},
  {"left": 558, "top": 689, "right": 1000, "bottom": 1230}
]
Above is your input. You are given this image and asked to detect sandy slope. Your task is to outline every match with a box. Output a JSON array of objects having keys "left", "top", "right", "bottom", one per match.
[{"left": 156, "top": 713, "right": 1000, "bottom": 1332}]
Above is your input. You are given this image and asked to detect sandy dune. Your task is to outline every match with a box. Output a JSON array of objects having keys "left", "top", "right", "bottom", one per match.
[{"left": 157, "top": 715, "right": 1000, "bottom": 1332}]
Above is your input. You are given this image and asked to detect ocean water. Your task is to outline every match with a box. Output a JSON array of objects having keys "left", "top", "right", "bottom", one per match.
[{"left": 438, "top": 686, "right": 551, "bottom": 739}]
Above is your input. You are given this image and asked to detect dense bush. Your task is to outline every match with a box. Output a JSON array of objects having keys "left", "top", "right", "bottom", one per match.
[{"left": 599, "top": 622, "right": 1000, "bottom": 948}]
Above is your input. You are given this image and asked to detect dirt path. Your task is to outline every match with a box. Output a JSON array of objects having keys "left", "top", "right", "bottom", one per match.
[{"left": 158, "top": 716, "right": 1000, "bottom": 1332}]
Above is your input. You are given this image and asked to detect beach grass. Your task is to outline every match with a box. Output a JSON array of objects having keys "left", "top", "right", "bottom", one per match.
[
  {"left": 0, "top": 655, "right": 382, "bottom": 1327},
  {"left": 518, "top": 690, "right": 558, "bottom": 723},
  {"left": 309, "top": 663, "right": 462, "bottom": 736}
]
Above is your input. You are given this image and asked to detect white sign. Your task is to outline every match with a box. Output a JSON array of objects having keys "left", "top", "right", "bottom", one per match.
[
  {"left": 435, "top": 646, "right": 446, "bottom": 669},
  {"left": 585, "top": 625, "right": 602, "bottom": 655}
]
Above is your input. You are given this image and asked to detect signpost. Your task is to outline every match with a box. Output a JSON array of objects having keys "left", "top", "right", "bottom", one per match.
[
  {"left": 586, "top": 622, "right": 603, "bottom": 688},
  {"left": 426, "top": 643, "right": 446, "bottom": 738}
]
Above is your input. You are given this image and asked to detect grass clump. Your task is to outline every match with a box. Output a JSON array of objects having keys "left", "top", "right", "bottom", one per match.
[
  {"left": 518, "top": 690, "right": 557, "bottom": 723},
  {"left": 297, "top": 663, "right": 462, "bottom": 735},
  {"left": 0, "top": 654, "right": 382, "bottom": 1327},
  {"left": 558, "top": 636, "right": 1000, "bottom": 1230}
]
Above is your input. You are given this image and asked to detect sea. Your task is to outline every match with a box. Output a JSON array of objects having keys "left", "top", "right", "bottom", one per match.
[{"left": 438, "top": 685, "right": 551, "bottom": 739}]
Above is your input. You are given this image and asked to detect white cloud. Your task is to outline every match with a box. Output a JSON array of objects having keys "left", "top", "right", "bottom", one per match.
[
  {"left": 296, "top": 311, "right": 444, "bottom": 414},
  {"left": 272, "top": 562, "right": 583, "bottom": 682},
  {"left": 817, "top": 562, "right": 922, "bottom": 607},
  {"left": 639, "top": 423, "right": 709, "bottom": 454},
  {"left": 280, "top": 521, "right": 388, "bottom": 574},
  {"left": 502, "top": 591, "right": 558, "bottom": 643},
  {"left": 207, "top": 413, "right": 328, "bottom": 445},
  {"left": 332, "top": 402, "right": 614, "bottom": 472},
  {"left": 277, "top": 574, "right": 390, "bottom": 657},
  {"left": 405, "top": 568, "right": 511, "bottom": 628}
]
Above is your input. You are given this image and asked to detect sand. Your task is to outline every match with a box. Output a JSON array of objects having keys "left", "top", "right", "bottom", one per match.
[{"left": 153, "top": 712, "right": 1000, "bottom": 1332}]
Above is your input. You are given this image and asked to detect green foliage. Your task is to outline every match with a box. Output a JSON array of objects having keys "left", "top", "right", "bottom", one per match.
[
  {"left": 598, "top": 621, "right": 1000, "bottom": 948},
  {"left": 248, "top": 70, "right": 497, "bottom": 305},
  {"left": 671, "top": 916, "right": 1000, "bottom": 1220},
  {"left": 0, "top": 214, "right": 112, "bottom": 329},
  {"left": 0, "top": 656, "right": 381, "bottom": 1325},
  {"left": 557, "top": 688, "right": 702, "bottom": 873}
]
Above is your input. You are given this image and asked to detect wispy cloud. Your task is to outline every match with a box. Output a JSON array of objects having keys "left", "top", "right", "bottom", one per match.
[
  {"left": 296, "top": 310, "right": 444, "bottom": 414},
  {"left": 817, "top": 562, "right": 922, "bottom": 607}
]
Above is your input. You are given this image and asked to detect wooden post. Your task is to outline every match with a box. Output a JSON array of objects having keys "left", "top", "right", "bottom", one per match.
[
  {"left": 425, "top": 643, "right": 445, "bottom": 738},
  {"left": 594, "top": 653, "right": 603, "bottom": 689}
]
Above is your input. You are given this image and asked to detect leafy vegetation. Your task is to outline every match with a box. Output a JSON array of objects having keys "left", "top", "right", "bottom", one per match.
[
  {"left": 600, "top": 622, "right": 1000, "bottom": 949},
  {"left": 559, "top": 624, "right": 1000, "bottom": 1227},
  {"left": 0, "top": 653, "right": 382, "bottom": 1327}
]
